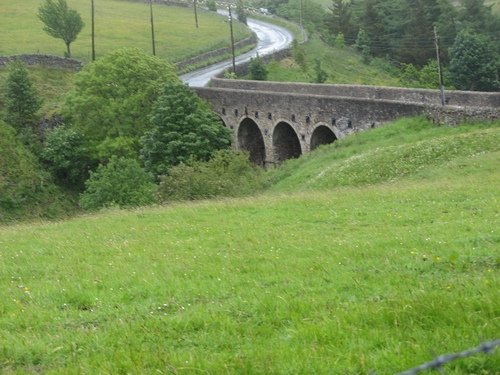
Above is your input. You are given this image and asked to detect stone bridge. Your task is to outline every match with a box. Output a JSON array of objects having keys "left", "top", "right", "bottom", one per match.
[{"left": 195, "top": 79, "right": 499, "bottom": 166}]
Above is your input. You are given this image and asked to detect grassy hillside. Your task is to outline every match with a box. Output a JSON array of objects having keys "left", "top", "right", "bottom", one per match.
[
  {"left": 0, "top": 0, "right": 251, "bottom": 63},
  {"left": 256, "top": 36, "right": 402, "bottom": 86},
  {"left": 1, "top": 118, "right": 499, "bottom": 373}
]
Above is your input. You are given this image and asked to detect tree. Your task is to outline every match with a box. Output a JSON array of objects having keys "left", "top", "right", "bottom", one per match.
[
  {"left": 236, "top": 0, "right": 247, "bottom": 24},
  {"left": 140, "top": 83, "right": 232, "bottom": 178},
  {"left": 62, "top": 48, "right": 179, "bottom": 162},
  {"left": 326, "top": 0, "right": 356, "bottom": 44},
  {"left": 292, "top": 39, "right": 307, "bottom": 72},
  {"left": 4, "top": 60, "right": 42, "bottom": 142},
  {"left": 206, "top": 0, "right": 217, "bottom": 11},
  {"left": 38, "top": 0, "right": 84, "bottom": 58},
  {"left": 41, "top": 125, "right": 93, "bottom": 188},
  {"left": 80, "top": 156, "right": 156, "bottom": 211},
  {"left": 448, "top": 30, "right": 499, "bottom": 91},
  {"left": 249, "top": 54, "right": 268, "bottom": 80},
  {"left": 313, "top": 58, "right": 328, "bottom": 83}
]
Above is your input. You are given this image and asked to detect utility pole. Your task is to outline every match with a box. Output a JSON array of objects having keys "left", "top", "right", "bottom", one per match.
[
  {"left": 150, "top": 0, "right": 156, "bottom": 56},
  {"left": 299, "top": 0, "right": 304, "bottom": 42},
  {"left": 434, "top": 25, "right": 445, "bottom": 106},
  {"left": 193, "top": 0, "right": 199, "bottom": 29},
  {"left": 228, "top": 5, "right": 236, "bottom": 73},
  {"left": 91, "top": 0, "right": 95, "bottom": 61}
]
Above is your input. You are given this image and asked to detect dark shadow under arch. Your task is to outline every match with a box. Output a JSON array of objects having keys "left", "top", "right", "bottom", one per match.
[
  {"left": 237, "top": 118, "right": 266, "bottom": 166},
  {"left": 273, "top": 122, "right": 302, "bottom": 163},
  {"left": 310, "top": 125, "right": 337, "bottom": 151}
]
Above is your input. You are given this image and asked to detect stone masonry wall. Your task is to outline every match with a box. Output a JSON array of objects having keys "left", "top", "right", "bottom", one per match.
[
  {"left": 0, "top": 55, "right": 82, "bottom": 70},
  {"left": 209, "top": 78, "right": 500, "bottom": 108}
]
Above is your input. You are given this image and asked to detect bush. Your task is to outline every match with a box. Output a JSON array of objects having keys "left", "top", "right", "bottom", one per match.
[
  {"left": 249, "top": 54, "right": 268, "bottom": 81},
  {"left": 157, "top": 150, "right": 263, "bottom": 202},
  {"left": 206, "top": 0, "right": 217, "bottom": 12},
  {"left": 80, "top": 156, "right": 156, "bottom": 211}
]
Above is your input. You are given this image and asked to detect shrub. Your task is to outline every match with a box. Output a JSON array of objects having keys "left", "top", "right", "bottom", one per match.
[
  {"left": 249, "top": 54, "right": 268, "bottom": 81},
  {"left": 157, "top": 150, "right": 263, "bottom": 202},
  {"left": 80, "top": 156, "right": 156, "bottom": 211},
  {"left": 206, "top": 0, "right": 217, "bottom": 12}
]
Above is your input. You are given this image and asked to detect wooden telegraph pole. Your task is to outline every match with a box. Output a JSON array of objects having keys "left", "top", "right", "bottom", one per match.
[
  {"left": 228, "top": 5, "right": 236, "bottom": 73},
  {"left": 91, "top": 0, "right": 95, "bottom": 61},
  {"left": 150, "top": 0, "right": 156, "bottom": 56},
  {"left": 194, "top": 0, "right": 199, "bottom": 29}
]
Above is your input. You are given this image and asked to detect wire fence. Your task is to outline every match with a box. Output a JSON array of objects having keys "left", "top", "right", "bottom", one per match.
[{"left": 397, "top": 339, "right": 500, "bottom": 375}]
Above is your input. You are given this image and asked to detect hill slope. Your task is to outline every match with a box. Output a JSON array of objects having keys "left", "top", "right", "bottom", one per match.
[
  {"left": 0, "top": 118, "right": 499, "bottom": 373},
  {"left": 0, "top": 0, "right": 250, "bottom": 62}
]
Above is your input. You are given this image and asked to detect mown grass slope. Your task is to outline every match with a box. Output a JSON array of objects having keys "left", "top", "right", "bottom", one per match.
[
  {"left": 0, "top": 118, "right": 499, "bottom": 373},
  {"left": 0, "top": 0, "right": 250, "bottom": 63}
]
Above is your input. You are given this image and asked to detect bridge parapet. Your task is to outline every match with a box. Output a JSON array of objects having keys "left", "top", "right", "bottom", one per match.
[{"left": 209, "top": 78, "right": 500, "bottom": 108}]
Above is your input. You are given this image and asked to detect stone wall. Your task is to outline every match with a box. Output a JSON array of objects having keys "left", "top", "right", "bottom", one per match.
[
  {"left": 0, "top": 55, "right": 82, "bottom": 70},
  {"left": 175, "top": 35, "right": 257, "bottom": 71}
]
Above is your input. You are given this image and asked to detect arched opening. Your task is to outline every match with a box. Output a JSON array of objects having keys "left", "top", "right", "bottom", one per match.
[
  {"left": 310, "top": 125, "right": 337, "bottom": 151},
  {"left": 272, "top": 122, "right": 302, "bottom": 163},
  {"left": 237, "top": 118, "right": 266, "bottom": 166}
]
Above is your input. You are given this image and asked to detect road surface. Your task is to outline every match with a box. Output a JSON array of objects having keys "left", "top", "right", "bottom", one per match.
[{"left": 181, "top": 15, "right": 293, "bottom": 87}]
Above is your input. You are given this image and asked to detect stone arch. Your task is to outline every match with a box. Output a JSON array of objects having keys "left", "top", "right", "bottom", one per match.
[
  {"left": 310, "top": 124, "right": 337, "bottom": 151},
  {"left": 272, "top": 121, "right": 302, "bottom": 163},
  {"left": 237, "top": 117, "right": 266, "bottom": 166}
]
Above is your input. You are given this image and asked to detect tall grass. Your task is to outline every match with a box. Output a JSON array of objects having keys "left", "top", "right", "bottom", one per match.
[
  {"left": 0, "top": 118, "right": 499, "bottom": 373},
  {"left": 0, "top": 0, "right": 251, "bottom": 63}
]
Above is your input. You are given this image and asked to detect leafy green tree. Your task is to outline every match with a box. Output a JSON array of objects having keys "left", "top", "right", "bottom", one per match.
[
  {"left": 448, "top": 30, "right": 499, "bottom": 91},
  {"left": 4, "top": 60, "right": 41, "bottom": 136},
  {"left": 236, "top": 0, "right": 247, "bottom": 24},
  {"left": 313, "top": 58, "right": 328, "bottom": 83},
  {"left": 38, "top": 0, "right": 84, "bottom": 58},
  {"left": 63, "top": 48, "right": 179, "bottom": 162},
  {"left": 79, "top": 156, "right": 156, "bottom": 211},
  {"left": 206, "top": 0, "right": 217, "bottom": 11},
  {"left": 41, "top": 125, "right": 93, "bottom": 187},
  {"left": 355, "top": 28, "right": 371, "bottom": 64},
  {"left": 140, "top": 83, "right": 232, "bottom": 178},
  {"left": 249, "top": 54, "right": 268, "bottom": 80}
]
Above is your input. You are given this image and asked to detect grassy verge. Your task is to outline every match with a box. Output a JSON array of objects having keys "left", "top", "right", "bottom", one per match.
[
  {"left": 0, "top": 118, "right": 499, "bottom": 373},
  {"left": 0, "top": 0, "right": 251, "bottom": 63}
]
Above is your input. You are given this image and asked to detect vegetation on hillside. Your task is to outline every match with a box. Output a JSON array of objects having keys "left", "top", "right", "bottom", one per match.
[
  {"left": 251, "top": 0, "right": 499, "bottom": 90},
  {"left": 0, "top": 117, "right": 498, "bottom": 373}
]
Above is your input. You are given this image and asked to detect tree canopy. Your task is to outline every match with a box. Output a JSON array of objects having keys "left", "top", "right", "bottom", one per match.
[
  {"left": 38, "top": 0, "right": 84, "bottom": 58},
  {"left": 140, "top": 83, "right": 232, "bottom": 178},
  {"left": 62, "top": 48, "right": 179, "bottom": 162}
]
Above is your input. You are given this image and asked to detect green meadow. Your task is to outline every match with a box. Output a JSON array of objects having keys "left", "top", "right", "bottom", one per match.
[
  {"left": 0, "top": 0, "right": 251, "bottom": 63},
  {"left": 1, "top": 118, "right": 499, "bottom": 373}
]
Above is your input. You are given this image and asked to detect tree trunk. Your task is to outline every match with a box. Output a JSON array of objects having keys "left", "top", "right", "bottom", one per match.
[{"left": 66, "top": 42, "right": 71, "bottom": 58}]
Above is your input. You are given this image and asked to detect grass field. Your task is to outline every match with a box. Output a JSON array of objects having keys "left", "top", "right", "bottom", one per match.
[
  {"left": 1, "top": 118, "right": 499, "bottom": 373},
  {"left": 0, "top": 0, "right": 251, "bottom": 63}
]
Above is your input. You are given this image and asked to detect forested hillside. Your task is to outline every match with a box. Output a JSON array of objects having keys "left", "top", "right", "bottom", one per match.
[{"left": 252, "top": 0, "right": 500, "bottom": 90}]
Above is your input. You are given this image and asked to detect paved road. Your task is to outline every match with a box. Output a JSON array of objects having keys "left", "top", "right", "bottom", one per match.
[{"left": 181, "top": 15, "right": 293, "bottom": 87}]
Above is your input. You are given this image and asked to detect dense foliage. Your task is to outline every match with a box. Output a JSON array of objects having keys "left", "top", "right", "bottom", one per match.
[
  {"left": 249, "top": 54, "right": 268, "bottom": 80},
  {"left": 63, "top": 48, "right": 179, "bottom": 162},
  {"left": 258, "top": 0, "right": 499, "bottom": 90},
  {"left": 140, "top": 83, "right": 232, "bottom": 178},
  {"left": 80, "top": 156, "right": 156, "bottom": 211},
  {"left": 157, "top": 150, "right": 263, "bottom": 202}
]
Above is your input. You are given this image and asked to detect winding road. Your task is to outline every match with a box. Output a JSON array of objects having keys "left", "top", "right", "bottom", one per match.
[{"left": 181, "top": 14, "right": 294, "bottom": 87}]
